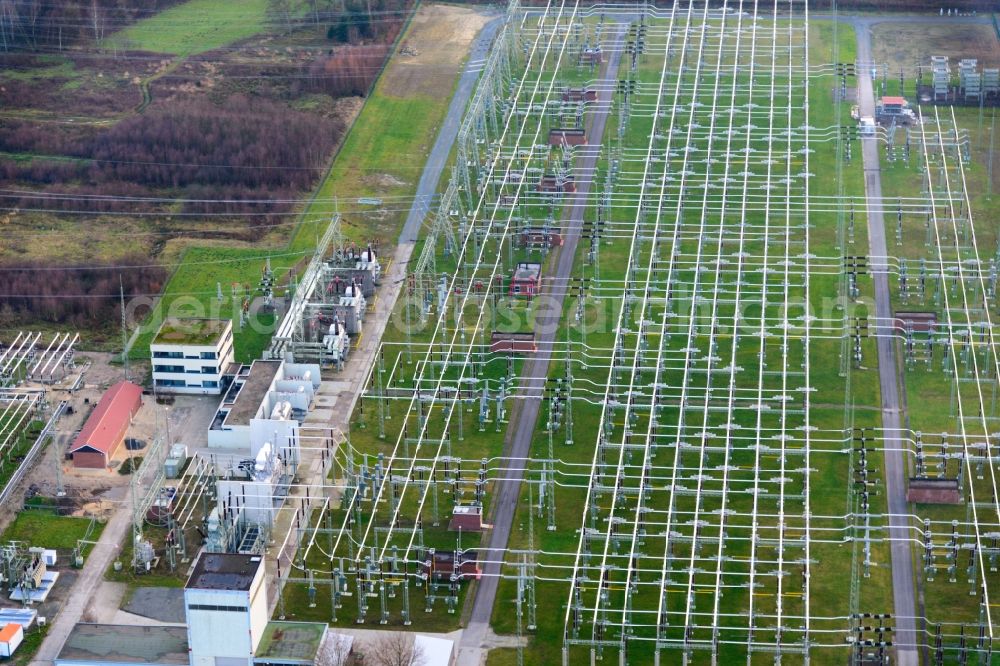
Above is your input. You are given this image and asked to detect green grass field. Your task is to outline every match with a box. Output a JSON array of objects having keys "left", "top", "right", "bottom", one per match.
[
  {"left": 102, "top": 0, "right": 271, "bottom": 55},
  {"left": 289, "top": 93, "right": 445, "bottom": 252},
  {"left": 1, "top": 510, "right": 104, "bottom": 552}
]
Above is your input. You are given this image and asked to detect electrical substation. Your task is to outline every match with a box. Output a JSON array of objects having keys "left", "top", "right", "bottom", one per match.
[
  {"left": 4, "top": 2, "right": 1000, "bottom": 666},
  {"left": 274, "top": 2, "right": 1000, "bottom": 664}
]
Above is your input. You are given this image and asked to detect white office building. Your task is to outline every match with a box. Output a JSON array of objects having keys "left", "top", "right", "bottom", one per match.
[{"left": 151, "top": 318, "right": 235, "bottom": 395}]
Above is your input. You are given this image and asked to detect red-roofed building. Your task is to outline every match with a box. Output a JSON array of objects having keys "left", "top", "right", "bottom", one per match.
[
  {"left": 878, "top": 96, "right": 908, "bottom": 117},
  {"left": 509, "top": 262, "right": 542, "bottom": 298},
  {"left": 70, "top": 381, "right": 143, "bottom": 469}
]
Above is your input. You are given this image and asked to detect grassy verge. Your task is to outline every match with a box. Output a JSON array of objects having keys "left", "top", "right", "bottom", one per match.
[{"left": 289, "top": 93, "right": 447, "bottom": 252}]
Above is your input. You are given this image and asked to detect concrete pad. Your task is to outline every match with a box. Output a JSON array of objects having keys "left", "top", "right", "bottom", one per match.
[
  {"left": 10, "top": 572, "right": 59, "bottom": 602},
  {"left": 122, "top": 587, "right": 185, "bottom": 624},
  {"left": 304, "top": 408, "right": 335, "bottom": 423},
  {"left": 83, "top": 581, "right": 126, "bottom": 623},
  {"left": 316, "top": 382, "right": 351, "bottom": 394}
]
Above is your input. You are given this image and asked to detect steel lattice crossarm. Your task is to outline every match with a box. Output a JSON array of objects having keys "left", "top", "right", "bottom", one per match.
[
  {"left": 332, "top": 0, "right": 596, "bottom": 560},
  {"left": 553, "top": 4, "right": 821, "bottom": 662}
]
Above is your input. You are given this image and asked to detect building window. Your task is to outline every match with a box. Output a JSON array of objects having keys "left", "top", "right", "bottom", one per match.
[
  {"left": 200, "top": 351, "right": 217, "bottom": 360},
  {"left": 203, "top": 381, "right": 219, "bottom": 388},
  {"left": 201, "top": 366, "right": 217, "bottom": 374},
  {"left": 154, "top": 365, "right": 184, "bottom": 373},
  {"left": 155, "top": 379, "right": 185, "bottom": 387},
  {"left": 188, "top": 603, "right": 247, "bottom": 612},
  {"left": 152, "top": 351, "right": 183, "bottom": 359}
]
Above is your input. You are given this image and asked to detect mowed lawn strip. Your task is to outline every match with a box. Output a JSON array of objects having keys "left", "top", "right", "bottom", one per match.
[{"left": 290, "top": 93, "right": 444, "bottom": 252}]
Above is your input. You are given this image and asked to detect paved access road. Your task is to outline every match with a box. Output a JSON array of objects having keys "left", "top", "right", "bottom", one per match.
[
  {"left": 456, "top": 24, "right": 627, "bottom": 666},
  {"left": 827, "top": 11, "right": 989, "bottom": 663},
  {"left": 400, "top": 17, "right": 501, "bottom": 244},
  {"left": 854, "top": 17, "right": 918, "bottom": 666}
]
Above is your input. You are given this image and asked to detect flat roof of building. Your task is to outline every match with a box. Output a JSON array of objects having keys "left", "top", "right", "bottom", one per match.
[
  {"left": 513, "top": 263, "right": 542, "bottom": 281},
  {"left": 186, "top": 553, "right": 262, "bottom": 591},
  {"left": 226, "top": 360, "right": 281, "bottom": 427},
  {"left": 153, "top": 317, "right": 230, "bottom": 346},
  {"left": 0, "top": 608, "right": 36, "bottom": 628},
  {"left": 254, "top": 622, "right": 328, "bottom": 664},
  {"left": 56, "top": 624, "right": 189, "bottom": 666}
]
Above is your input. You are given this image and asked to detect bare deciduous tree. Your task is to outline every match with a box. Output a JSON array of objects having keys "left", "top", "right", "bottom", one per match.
[
  {"left": 315, "top": 633, "right": 352, "bottom": 666},
  {"left": 0, "top": 256, "right": 166, "bottom": 329},
  {"left": 89, "top": 0, "right": 104, "bottom": 41},
  {"left": 365, "top": 633, "right": 425, "bottom": 666}
]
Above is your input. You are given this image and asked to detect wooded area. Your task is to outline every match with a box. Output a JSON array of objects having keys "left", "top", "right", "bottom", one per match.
[
  {"left": 0, "top": 258, "right": 166, "bottom": 327},
  {"left": 0, "top": 96, "right": 341, "bottom": 219}
]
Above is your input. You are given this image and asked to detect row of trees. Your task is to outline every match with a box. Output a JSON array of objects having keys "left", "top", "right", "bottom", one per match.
[
  {"left": 324, "top": 0, "right": 412, "bottom": 44},
  {"left": 306, "top": 0, "right": 412, "bottom": 97},
  {"left": 261, "top": 0, "right": 414, "bottom": 42},
  {"left": 91, "top": 96, "right": 339, "bottom": 190}
]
